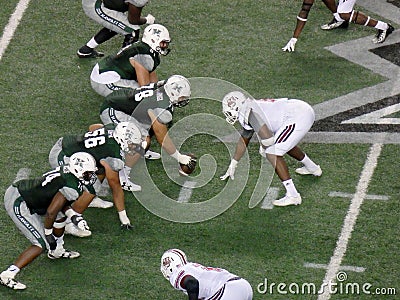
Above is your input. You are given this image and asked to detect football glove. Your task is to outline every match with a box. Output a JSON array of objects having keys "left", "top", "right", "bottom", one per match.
[
  {"left": 146, "top": 14, "right": 155, "bottom": 25},
  {"left": 220, "top": 159, "right": 238, "bottom": 180},
  {"left": 282, "top": 38, "right": 297, "bottom": 52},
  {"left": 45, "top": 233, "right": 57, "bottom": 250},
  {"left": 171, "top": 151, "right": 193, "bottom": 165},
  {"left": 71, "top": 215, "right": 90, "bottom": 231}
]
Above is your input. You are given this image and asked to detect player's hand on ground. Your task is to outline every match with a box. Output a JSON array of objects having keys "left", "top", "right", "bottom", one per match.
[
  {"left": 146, "top": 14, "right": 155, "bottom": 24},
  {"left": 282, "top": 38, "right": 297, "bottom": 52},
  {"left": 220, "top": 159, "right": 238, "bottom": 180}
]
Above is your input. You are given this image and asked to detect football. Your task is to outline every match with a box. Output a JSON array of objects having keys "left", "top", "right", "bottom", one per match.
[{"left": 179, "top": 153, "right": 197, "bottom": 176}]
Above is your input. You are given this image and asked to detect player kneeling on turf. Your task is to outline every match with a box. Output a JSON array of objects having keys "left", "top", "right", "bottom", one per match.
[
  {"left": 161, "top": 248, "right": 253, "bottom": 300},
  {"left": 0, "top": 152, "right": 97, "bottom": 290}
]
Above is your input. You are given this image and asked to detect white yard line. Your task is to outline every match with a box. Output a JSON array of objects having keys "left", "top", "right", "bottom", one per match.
[
  {"left": 304, "top": 262, "right": 365, "bottom": 273},
  {"left": 0, "top": 0, "right": 30, "bottom": 60},
  {"left": 318, "top": 143, "right": 383, "bottom": 300},
  {"left": 177, "top": 181, "right": 197, "bottom": 203},
  {"left": 328, "top": 191, "right": 390, "bottom": 201}
]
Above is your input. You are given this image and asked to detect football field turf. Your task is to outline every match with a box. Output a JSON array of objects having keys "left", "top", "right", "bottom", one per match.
[{"left": 0, "top": 0, "right": 398, "bottom": 299}]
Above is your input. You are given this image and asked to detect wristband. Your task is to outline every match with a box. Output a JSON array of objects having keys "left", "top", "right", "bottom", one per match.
[{"left": 44, "top": 228, "right": 53, "bottom": 235}]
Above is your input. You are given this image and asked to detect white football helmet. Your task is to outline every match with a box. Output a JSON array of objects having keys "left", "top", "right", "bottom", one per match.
[
  {"left": 113, "top": 122, "right": 147, "bottom": 155},
  {"left": 222, "top": 91, "right": 247, "bottom": 125},
  {"left": 69, "top": 152, "right": 98, "bottom": 185},
  {"left": 142, "top": 24, "right": 171, "bottom": 55},
  {"left": 160, "top": 249, "right": 188, "bottom": 280},
  {"left": 164, "top": 75, "right": 191, "bottom": 107}
]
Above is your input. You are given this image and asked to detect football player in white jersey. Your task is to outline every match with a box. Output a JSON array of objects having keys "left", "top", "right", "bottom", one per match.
[
  {"left": 220, "top": 91, "right": 322, "bottom": 207},
  {"left": 282, "top": 0, "right": 394, "bottom": 52},
  {"left": 161, "top": 249, "right": 253, "bottom": 300}
]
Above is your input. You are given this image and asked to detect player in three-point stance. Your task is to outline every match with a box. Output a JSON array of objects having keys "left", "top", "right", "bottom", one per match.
[
  {"left": 221, "top": 91, "right": 322, "bottom": 207},
  {"left": 0, "top": 152, "right": 97, "bottom": 290},
  {"left": 161, "top": 248, "right": 253, "bottom": 300}
]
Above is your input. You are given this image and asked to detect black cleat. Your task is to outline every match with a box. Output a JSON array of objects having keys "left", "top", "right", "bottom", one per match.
[
  {"left": 76, "top": 46, "right": 104, "bottom": 58},
  {"left": 373, "top": 24, "right": 394, "bottom": 44}
]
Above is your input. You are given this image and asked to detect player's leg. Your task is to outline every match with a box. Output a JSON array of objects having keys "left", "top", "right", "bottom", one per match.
[
  {"left": 77, "top": 28, "right": 117, "bottom": 58},
  {"left": 320, "top": 0, "right": 350, "bottom": 30},
  {"left": 48, "top": 214, "right": 80, "bottom": 259},
  {"left": 337, "top": 0, "right": 394, "bottom": 43},
  {"left": 266, "top": 153, "right": 302, "bottom": 207},
  {"left": 287, "top": 146, "right": 322, "bottom": 176},
  {"left": 1, "top": 187, "right": 45, "bottom": 290}
]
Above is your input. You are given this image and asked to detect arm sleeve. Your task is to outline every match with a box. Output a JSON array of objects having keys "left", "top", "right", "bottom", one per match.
[
  {"left": 59, "top": 187, "right": 80, "bottom": 201},
  {"left": 102, "top": 157, "right": 125, "bottom": 172},
  {"left": 131, "top": 54, "right": 155, "bottom": 71},
  {"left": 240, "top": 127, "right": 254, "bottom": 140},
  {"left": 149, "top": 108, "right": 172, "bottom": 124},
  {"left": 181, "top": 275, "right": 199, "bottom": 300}
]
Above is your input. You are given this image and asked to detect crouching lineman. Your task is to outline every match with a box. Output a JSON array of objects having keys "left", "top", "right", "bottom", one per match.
[
  {"left": 220, "top": 92, "right": 322, "bottom": 206},
  {"left": 161, "top": 249, "right": 253, "bottom": 300},
  {"left": 48, "top": 121, "right": 147, "bottom": 237},
  {"left": 99, "top": 74, "right": 195, "bottom": 185},
  {"left": 0, "top": 152, "right": 97, "bottom": 290}
]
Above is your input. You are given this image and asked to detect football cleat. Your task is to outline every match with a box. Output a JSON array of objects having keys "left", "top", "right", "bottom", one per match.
[
  {"left": 47, "top": 248, "right": 80, "bottom": 260},
  {"left": 0, "top": 271, "right": 26, "bottom": 290},
  {"left": 373, "top": 24, "right": 394, "bottom": 44},
  {"left": 273, "top": 195, "right": 302, "bottom": 207},
  {"left": 295, "top": 165, "right": 322, "bottom": 176},
  {"left": 321, "top": 18, "right": 349, "bottom": 30},
  {"left": 65, "top": 222, "right": 92, "bottom": 238},
  {"left": 88, "top": 196, "right": 113, "bottom": 208},
  {"left": 77, "top": 48, "right": 104, "bottom": 58},
  {"left": 121, "top": 179, "right": 142, "bottom": 192},
  {"left": 144, "top": 150, "right": 161, "bottom": 160}
]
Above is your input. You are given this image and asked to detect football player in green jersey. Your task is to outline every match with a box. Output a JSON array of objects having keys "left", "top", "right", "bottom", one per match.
[
  {"left": 99, "top": 75, "right": 195, "bottom": 183},
  {"left": 78, "top": 0, "right": 155, "bottom": 58},
  {"left": 0, "top": 152, "right": 97, "bottom": 290},
  {"left": 90, "top": 24, "right": 170, "bottom": 96},
  {"left": 48, "top": 122, "right": 146, "bottom": 235}
]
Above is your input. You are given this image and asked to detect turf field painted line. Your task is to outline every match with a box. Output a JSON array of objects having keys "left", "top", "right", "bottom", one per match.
[
  {"left": 328, "top": 191, "right": 390, "bottom": 201},
  {"left": 318, "top": 143, "right": 383, "bottom": 300},
  {"left": 177, "top": 181, "right": 197, "bottom": 203},
  {"left": 304, "top": 262, "right": 365, "bottom": 273},
  {"left": 260, "top": 187, "right": 279, "bottom": 210},
  {"left": 0, "top": 0, "right": 30, "bottom": 60}
]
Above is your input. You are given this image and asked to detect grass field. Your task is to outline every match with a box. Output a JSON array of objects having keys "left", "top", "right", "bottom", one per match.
[{"left": 0, "top": 0, "right": 399, "bottom": 299}]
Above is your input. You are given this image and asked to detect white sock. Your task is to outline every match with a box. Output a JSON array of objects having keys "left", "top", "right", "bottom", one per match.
[
  {"left": 282, "top": 179, "right": 299, "bottom": 197},
  {"left": 301, "top": 154, "right": 319, "bottom": 170},
  {"left": 375, "top": 21, "right": 388, "bottom": 31},
  {"left": 5, "top": 265, "right": 20, "bottom": 276},
  {"left": 333, "top": 13, "right": 344, "bottom": 22},
  {"left": 56, "top": 235, "right": 65, "bottom": 249},
  {"left": 87, "top": 37, "right": 99, "bottom": 49}
]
